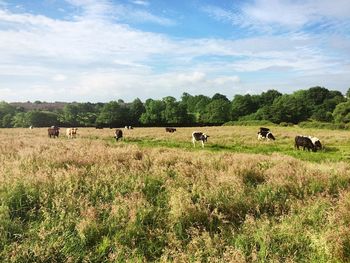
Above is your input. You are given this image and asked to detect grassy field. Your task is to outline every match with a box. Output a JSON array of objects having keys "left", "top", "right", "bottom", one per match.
[{"left": 1, "top": 126, "right": 350, "bottom": 262}]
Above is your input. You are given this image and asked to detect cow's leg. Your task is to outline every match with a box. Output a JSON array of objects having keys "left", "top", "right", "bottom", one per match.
[
  {"left": 192, "top": 138, "right": 196, "bottom": 147},
  {"left": 201, "top": 140, "right": 204, "bottom": 148}
]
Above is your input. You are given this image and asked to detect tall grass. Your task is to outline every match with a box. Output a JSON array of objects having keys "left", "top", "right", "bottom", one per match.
[{"left": 0, "top": 127, "right": 349, "bottom": 262}]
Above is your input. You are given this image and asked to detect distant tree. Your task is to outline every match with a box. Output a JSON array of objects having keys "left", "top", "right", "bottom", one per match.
[
  {"left": 130, "top": 98, "right": 145, "bottom": 125},
  {"left": 2, "top": 114, "right": 13, "bottom": 128},
  {"left": 259, "top": 90, "right": 282, "bottom": 106},
  {"left": 75, "top": 103, "right": 99, "bottom": 127},
  {"left": 161, "top": 96, "right": 192, "bottom": 124},
  {"left": 333, "top": 100, "right": 350, "bottom": 123},
  {"left": 96, "top": 101, "right": 130, "bottom": 127},
  {"left": 194, "top": 96, "right": 211, "bottom": 123},
  {"left": 59, "top": 104, "right": 80, "bottom": 126},
  {"left": 203, "top": 99, "right": 230, "bottom": 124},
  {"left": 268, "top": 94, "right": 309, "bottom": 123},
  {"left": 0, "top": 102, "right": 16, "bottom": 128},
  {"left": 212, "top": 93, "right": 229, "bottom": 102},
  {"left": 346, "top": 88, "right": 350, "bottom": 99},
  {"left": 140, "top": 99, "right": 165, "bottom": 125},
  {"left": 231, "top": 94, "right": 259, "bottom": 120},
  {"left": 26, "top": 110, "right": 59, "bottom": 127},
  {"left": 12, "top": 113, "right": 29, "bottom": 127}
]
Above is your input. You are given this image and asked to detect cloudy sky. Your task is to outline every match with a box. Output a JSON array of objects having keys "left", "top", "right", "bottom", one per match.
[{"left": 0, "top": 0, "right": 349, "bottom": 102}]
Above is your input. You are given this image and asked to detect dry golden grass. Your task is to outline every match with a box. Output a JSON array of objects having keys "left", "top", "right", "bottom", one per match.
[{"left": 0, "top": 126, "right": 350, "bottom": 262}]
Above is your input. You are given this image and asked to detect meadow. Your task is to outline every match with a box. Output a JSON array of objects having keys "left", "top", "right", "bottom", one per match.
[{"left": 1, "top": 126, "right": 350, "bottom": 262}]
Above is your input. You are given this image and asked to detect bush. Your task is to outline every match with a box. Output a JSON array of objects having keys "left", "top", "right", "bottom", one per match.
[
  {"left": 223, "top": 120, "right": 275, "bottom": 126},
  {"left": 298, "top": 121, "right": 350, "bottom": 130}
]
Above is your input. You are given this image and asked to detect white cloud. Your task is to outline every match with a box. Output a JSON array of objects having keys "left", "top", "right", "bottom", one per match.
[
  {"left": 130, "top": 0, "right": 150, "bottom": 7},
  {"left": 65, "top": 0, "right": 174, "bottom": 25},
  {"left": 204, "top": 0, "right": 350, "bottom": 32},
  {"left": 0, "top": 1, "right": 349, "bottom": 102},
  {"left": 52, "top": 74, "right": 67, "bottom": 81}
]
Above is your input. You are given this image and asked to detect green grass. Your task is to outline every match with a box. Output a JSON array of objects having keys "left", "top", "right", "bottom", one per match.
[
  {"left": 108, "top": 137, "right": 347, "bottom": 163},
  {"left": 1, "top": 127, "right": 350, "bottom": 262}
]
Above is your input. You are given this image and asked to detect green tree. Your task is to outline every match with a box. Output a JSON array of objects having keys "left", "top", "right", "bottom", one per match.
[
  {"left": 194, "top": 96, "right": 211, "bottom": 123},
  {"left": 259, "top": 90, "right": 282, "bottom": 106},
  {"left": 59, "top": 104, "right": 80, "bottom": 126},
  {"left": 140, "top": 99, "right": 165, "bottom": 125},
  {"left": 203, "top": 99, "right": 231, "bottom": 124},
  {"left": 231, "top": 94, "right": 259, "bottom": 120},
  {"left": 212, "top": 93, "right": 229, "bottom": 102},
  {"left": 346, "top": 88, "right": 350, "bottom": 99},
  {"left": 0, "top": 102, "right": 16, "bottom": 128},
  {"left": 333, "top": 100, "right": 350, "bottom": 123},
  {"left": 268, "top": 94, "right": 309, "bottom": 123},
  {"left": 161, "top": 96, "right": 192, "bottom": 124},
  {"left": 96, "top": 101, "right": 130, "bottom": 127},
  {"left": 130, "top": 98, "right": 145, "bottom": 125},
  {"left": 2, "top": 114, "right": 13, "bottom": 128},
  {"left": 12, "top": 113, "right": 29, "bottom": 127},
  {"left": 26, "top": 111, "right": 59, "bottom": 127}
]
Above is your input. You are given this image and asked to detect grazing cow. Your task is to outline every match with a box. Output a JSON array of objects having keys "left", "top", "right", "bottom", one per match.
[
  {"left": 257, "top": 131, "right": 276, "bottom": 140},
  {"left": 115, "top": 129, "right": 123, "bottom": 141},
  {"left": 192, "top": 131, "right": 209, "bottom": 148},
  {"left": 308, "top": 136, "right": 322, "bottom": 150},
  {"left": 125, "top": 126, "right": 133, "bottom": 130},
  {"left": 66, "top": 128, "right": 78, "bottom": 139},
  {"left": 48, "top": 126, "right": 60, "bottom": 138},
  {"left": 295, "top": 135, "right": 316, "bottom": 152},
  {"left": 257, "top": 127, "right": 275, "bottom": 141},
  {"left": 165, "top": 127, "right": 176, "bottom": 133}
]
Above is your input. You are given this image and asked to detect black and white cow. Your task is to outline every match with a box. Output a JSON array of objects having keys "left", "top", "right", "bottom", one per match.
[
  {"left": 192, "top": 131, "right": 209, "bottom": 148},
  {"left": 257, "top": 127, "right": 275, "bottom": 141},
  {"left": 295, "top": 135, "right": 316, "bottom": 152},
  {"left": 308, "top": 136, "right": 322, "bottom": 150},
  {"left": 115, "top": 129, "right": 123, "bottom": 141}
]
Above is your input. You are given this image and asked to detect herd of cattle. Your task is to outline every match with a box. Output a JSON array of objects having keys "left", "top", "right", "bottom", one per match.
[
  {"left": 256, "top": 127, "right": 322, "bottom": 152},
  {"left": 43, "top": 125, "right": 323, "bottom": 152}
]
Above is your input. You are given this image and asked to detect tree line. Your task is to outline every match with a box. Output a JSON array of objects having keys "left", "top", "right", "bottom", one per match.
[{"left": 1, "top": 86, "right": 350, "bottom": 128}]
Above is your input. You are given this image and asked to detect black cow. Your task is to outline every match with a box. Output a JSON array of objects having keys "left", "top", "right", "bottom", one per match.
[
  {"left": 115, "top": 129, "right": 123, "bottom": 141},
  {"left": 48, "top": 126, "right": 60, "bottom": 138},
  {"left": 192, "top": 131, "right": 209, "bottom": 148},
  {"left": 165, "top": 127, "right": 176, "bottom": 133},
  {"left": 295, "top": 135, "right": 316, "bottom": 152}
]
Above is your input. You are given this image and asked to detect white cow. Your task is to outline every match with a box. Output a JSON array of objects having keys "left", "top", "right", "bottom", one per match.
[{"left": 66, "top": 128, "right": 78, "bottom": 139}]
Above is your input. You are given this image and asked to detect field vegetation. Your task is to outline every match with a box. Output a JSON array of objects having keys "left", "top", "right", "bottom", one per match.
[
  {"left": 2, "top": 86, "right": 350, "bottom": 129},
  {"left": 1, "top": 126, "right": 350, "bottom": 262}
]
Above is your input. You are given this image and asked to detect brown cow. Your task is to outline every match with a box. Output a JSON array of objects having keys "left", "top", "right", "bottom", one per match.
[
  {"left": 48, "top": 126, "right": 60, "bottom": 138},
  {"left": 165, "top": 127, "right": 176, "bottom": 133},
  {"left": 115, "top": 129, "right": 123, "bottom": 141}
]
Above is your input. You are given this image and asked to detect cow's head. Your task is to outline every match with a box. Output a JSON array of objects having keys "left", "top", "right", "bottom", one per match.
[{"left": 202, "top": 134, "right": 209, "bottom": 141}]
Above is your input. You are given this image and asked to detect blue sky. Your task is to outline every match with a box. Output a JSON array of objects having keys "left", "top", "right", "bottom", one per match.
[{"left": 0, "top": 0, "right": 349, "bottom": 102}]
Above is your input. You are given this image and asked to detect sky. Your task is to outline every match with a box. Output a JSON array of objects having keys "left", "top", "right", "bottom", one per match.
[{"left": 0, "top": 0, "right": 349, "bottom": 102}]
